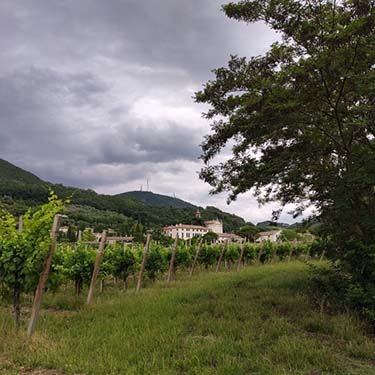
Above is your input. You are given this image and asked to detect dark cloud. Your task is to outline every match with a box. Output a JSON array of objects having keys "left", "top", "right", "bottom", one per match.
[{"left": 0, "top": 0, "right": 290, "bottom": 223}]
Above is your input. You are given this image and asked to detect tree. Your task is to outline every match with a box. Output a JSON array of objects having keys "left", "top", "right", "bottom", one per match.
[
  {"left": 66, "top": 225, "right": 77, "bottom": 242},
  {"left": 236, "top": 224, "right": 260, "bottom": 241},
  {"left": 82, "top": 227, "right": 95, "bottom": 241},
  {"left": 0, "top": 193, "right": 65, "bottom": 328},
  {"left": 281, "top": 229, "right": 301, "bottom": 242},
  {"left": 202, "top": 231, "right": 219, "bottom": 244},
  {"left": 195, "top": 0, "right": 375, "bottom": 312}
]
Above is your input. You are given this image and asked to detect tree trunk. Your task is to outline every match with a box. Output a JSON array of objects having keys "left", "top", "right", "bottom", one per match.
[{"left": 75, "top": 280, "right": 82, "bottom": 296}]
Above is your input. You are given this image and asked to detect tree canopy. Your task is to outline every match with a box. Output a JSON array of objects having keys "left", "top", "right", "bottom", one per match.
[
  {"left": 196, "top": 0, "right": 375, "bottom": 315},
  {"left": 196, "top": 0, "right": 375, "bottom": 240}
]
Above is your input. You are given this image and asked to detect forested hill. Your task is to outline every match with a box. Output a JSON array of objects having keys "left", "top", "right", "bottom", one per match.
[
  {"left": 0, "top": 158, "right": 44, "bottom": 185},
  {"left": 121, "top": 191, "right": 196, "bottom": 209},
  {"left": 0, "top": 159, "right": 245, "bottom": 233}
]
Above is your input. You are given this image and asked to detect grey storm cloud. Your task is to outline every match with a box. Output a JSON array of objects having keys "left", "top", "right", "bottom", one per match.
[
  {"left": 0, "top": 0, "right": 287, "bottom": 223},
  {"left": 91, "top": 121, "right": 202, "bottom": 165}
]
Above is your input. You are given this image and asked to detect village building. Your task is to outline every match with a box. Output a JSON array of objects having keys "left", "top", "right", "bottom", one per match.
[
  {"left": 163, "top": 219, "right": 243, "bottom": 243},
  {"left": 217, "top": 233, "right": 244, "bottom": 243},
  {"left": 163, "top": 224, "right": 209, "bottom": 240},
  {"left": 204, "top": 220, "right": 223, "bottom": 234},
  {"left": 59, "top": 226, "right": 69, "bottom": 234},
  {"left": 255, "top": 230, "right": 282, "bottom": 243},
  {"left": 106, "top": 236, "right": 134, "bottom": 244}
]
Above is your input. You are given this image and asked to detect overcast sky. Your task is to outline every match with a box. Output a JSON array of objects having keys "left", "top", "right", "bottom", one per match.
[{"left": 0, "top": 0, "right": 309, "bottom": 224}]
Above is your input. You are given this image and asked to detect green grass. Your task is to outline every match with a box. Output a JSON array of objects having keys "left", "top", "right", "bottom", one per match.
[{"left": 1, "top": 262, "right": 375, "bottom": 375}]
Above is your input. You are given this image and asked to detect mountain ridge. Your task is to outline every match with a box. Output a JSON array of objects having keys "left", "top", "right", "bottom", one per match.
[{"left": 0, "top": 158, "right": 246, "bottom": 233}]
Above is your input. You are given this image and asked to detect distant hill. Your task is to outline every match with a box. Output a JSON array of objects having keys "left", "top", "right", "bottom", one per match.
[
  {"left": 0, "top": 159, "right": 44, "bottom": 185},
  {"left": 120, "top": 191, "right": 196, "bottom": 209},
  {"left": 256, "top": 221, "right": 290, "bottom": 228},
  {"left": 0, "top": 159, "right": 246, "bottom": 234}
]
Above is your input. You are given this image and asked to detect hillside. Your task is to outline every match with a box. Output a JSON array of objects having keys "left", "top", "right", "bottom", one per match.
[
  {"left": 0, "top": 159, "right": 44, "bottom": 185},
  {"left": 0, "top": 159, "right": 246, "bottom": 233},
  {"left": 121, "top": 191, "right": 196, "bottom": 209}
]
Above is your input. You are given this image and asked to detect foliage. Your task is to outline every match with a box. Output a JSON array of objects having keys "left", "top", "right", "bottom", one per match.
[
  {"left": 106, "top": 243, "right": 140, "bottom": 288},
  {"left": 202, "top": 231, "right": 218, "bottom": 244},
  {"left": 195, "top": 0, "right": 375, "bottom": 320},
  {"left": 145, "top": 243, "right": 168, "bottom": 281},
  {"left": 57, "top": 243, "right": 96, "bottom": 295},
  {"left": 81, "top": 228, "right": 95, "bottom": 242},
  {"left": 281, "top": 229, "right": 301, "bottom": 242},
  {"left": 235, "top": 224, "right": 260, "bottom": 241},
  {"left": 0, "top": 192, "right": 66, "bottom": 326}
]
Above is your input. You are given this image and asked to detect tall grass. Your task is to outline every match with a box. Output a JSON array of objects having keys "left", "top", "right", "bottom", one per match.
[{"left": 0, "top": 262, "right": 374, "bottom": 374}]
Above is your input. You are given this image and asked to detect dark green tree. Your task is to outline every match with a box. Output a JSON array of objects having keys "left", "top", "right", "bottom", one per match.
[
  {"left": 202, "top": 231, "right": 219, "bottom": 244},
  {"left": 236, "top": 224, "right": 260, "bottom": 241},
  {"left": 195, "top": 0, "right": 375, "bottom": 315}
]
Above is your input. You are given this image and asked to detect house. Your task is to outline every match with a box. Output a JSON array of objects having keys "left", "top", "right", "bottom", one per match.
[
  {"left": 106, "top": 236, "right": 134, "bottom": 244},
  {"left": 59, "top": 226, "right": 69, "bottom": 234},
  {"left": 204, "top": 220, "right": 223, "bottom": 234},
  {"left": 256, "top": 230, "right": 282, "bottom": 243},
  {"left": 217, "top": 233, "right": 244, "bottom": 243},
  {"left": 163, "top": 224, "right": 208, "bottom": 240},
  {"left": 163, "top": 219, "right": 243, "bottom": 243}
]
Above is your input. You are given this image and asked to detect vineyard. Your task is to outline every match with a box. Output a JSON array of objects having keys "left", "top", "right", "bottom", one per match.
[
  {"left": 1, "top": 196, "right": 374, "bottom": 375},
  {"left": 0, "top": 193, "right": 324, "bottom": 337},
  {"left": 52, "top": 239, "right": 315, "bottom": 295}
]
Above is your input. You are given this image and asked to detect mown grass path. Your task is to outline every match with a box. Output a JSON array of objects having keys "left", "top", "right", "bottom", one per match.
[{"left": 1, "top": 262, "right": 375, "bottom": 374}]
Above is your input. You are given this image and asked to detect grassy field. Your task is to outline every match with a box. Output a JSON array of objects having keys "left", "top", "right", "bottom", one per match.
[{"left": 1, "top": 262, "right": 374, "bottom": 375}]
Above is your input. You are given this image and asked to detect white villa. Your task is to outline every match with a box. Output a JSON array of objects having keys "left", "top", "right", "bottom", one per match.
[
  {"left": 163, "top": 219, "right": 243, "bottom": 243},
  {"left": 163, "top": 224, "right": 209, "bottom": 240},
  {"left": 163, "top": 219, "right": 224, "bottom": 240}
]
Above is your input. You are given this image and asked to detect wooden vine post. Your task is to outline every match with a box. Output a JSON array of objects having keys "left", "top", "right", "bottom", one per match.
[
  {"left": 27, "top": 214, "right": 62, "bottom": 337},
  {"left": 287, "top": 246, "right": 294, "bottom": 262},
  {"left": 271, "top": 246, "right": 278, "bottom": 263},
  {"left": 189, "top": 238, "right": 203, "bottom": 277},
  {"left": 86, "top": 230, "right": 107, "bottom": 305},
  {"left": 216, "top": 240, "right": 228, "bottom": 272},
  {"left": 18, "top": 215, "right": 23, "bottom": 232},
  {"left": 136, "top": 234, "right": 151, "bottom": 293},
  {"left": 167, "top": 235, "right": 179, "bottom": 282},
  {"left": 257, "top": 246, "right": 264, "bottom": 264},
  {"left": 237, "top": 242, "right": 245, "bottom": 271}
]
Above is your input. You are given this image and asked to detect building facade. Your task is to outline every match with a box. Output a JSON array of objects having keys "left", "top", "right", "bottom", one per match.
[
  {"left": 163, "top": 224, "right": 209, "bottom": 240},
  {"left": 204, "top": 220, "right": 223, "bottom": 234},
  {"left": 163, "top": 219, "right": 244, "bottom": 243},
  {"left": 255, "top": 230, "right": 282, "bottom": 243}
]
